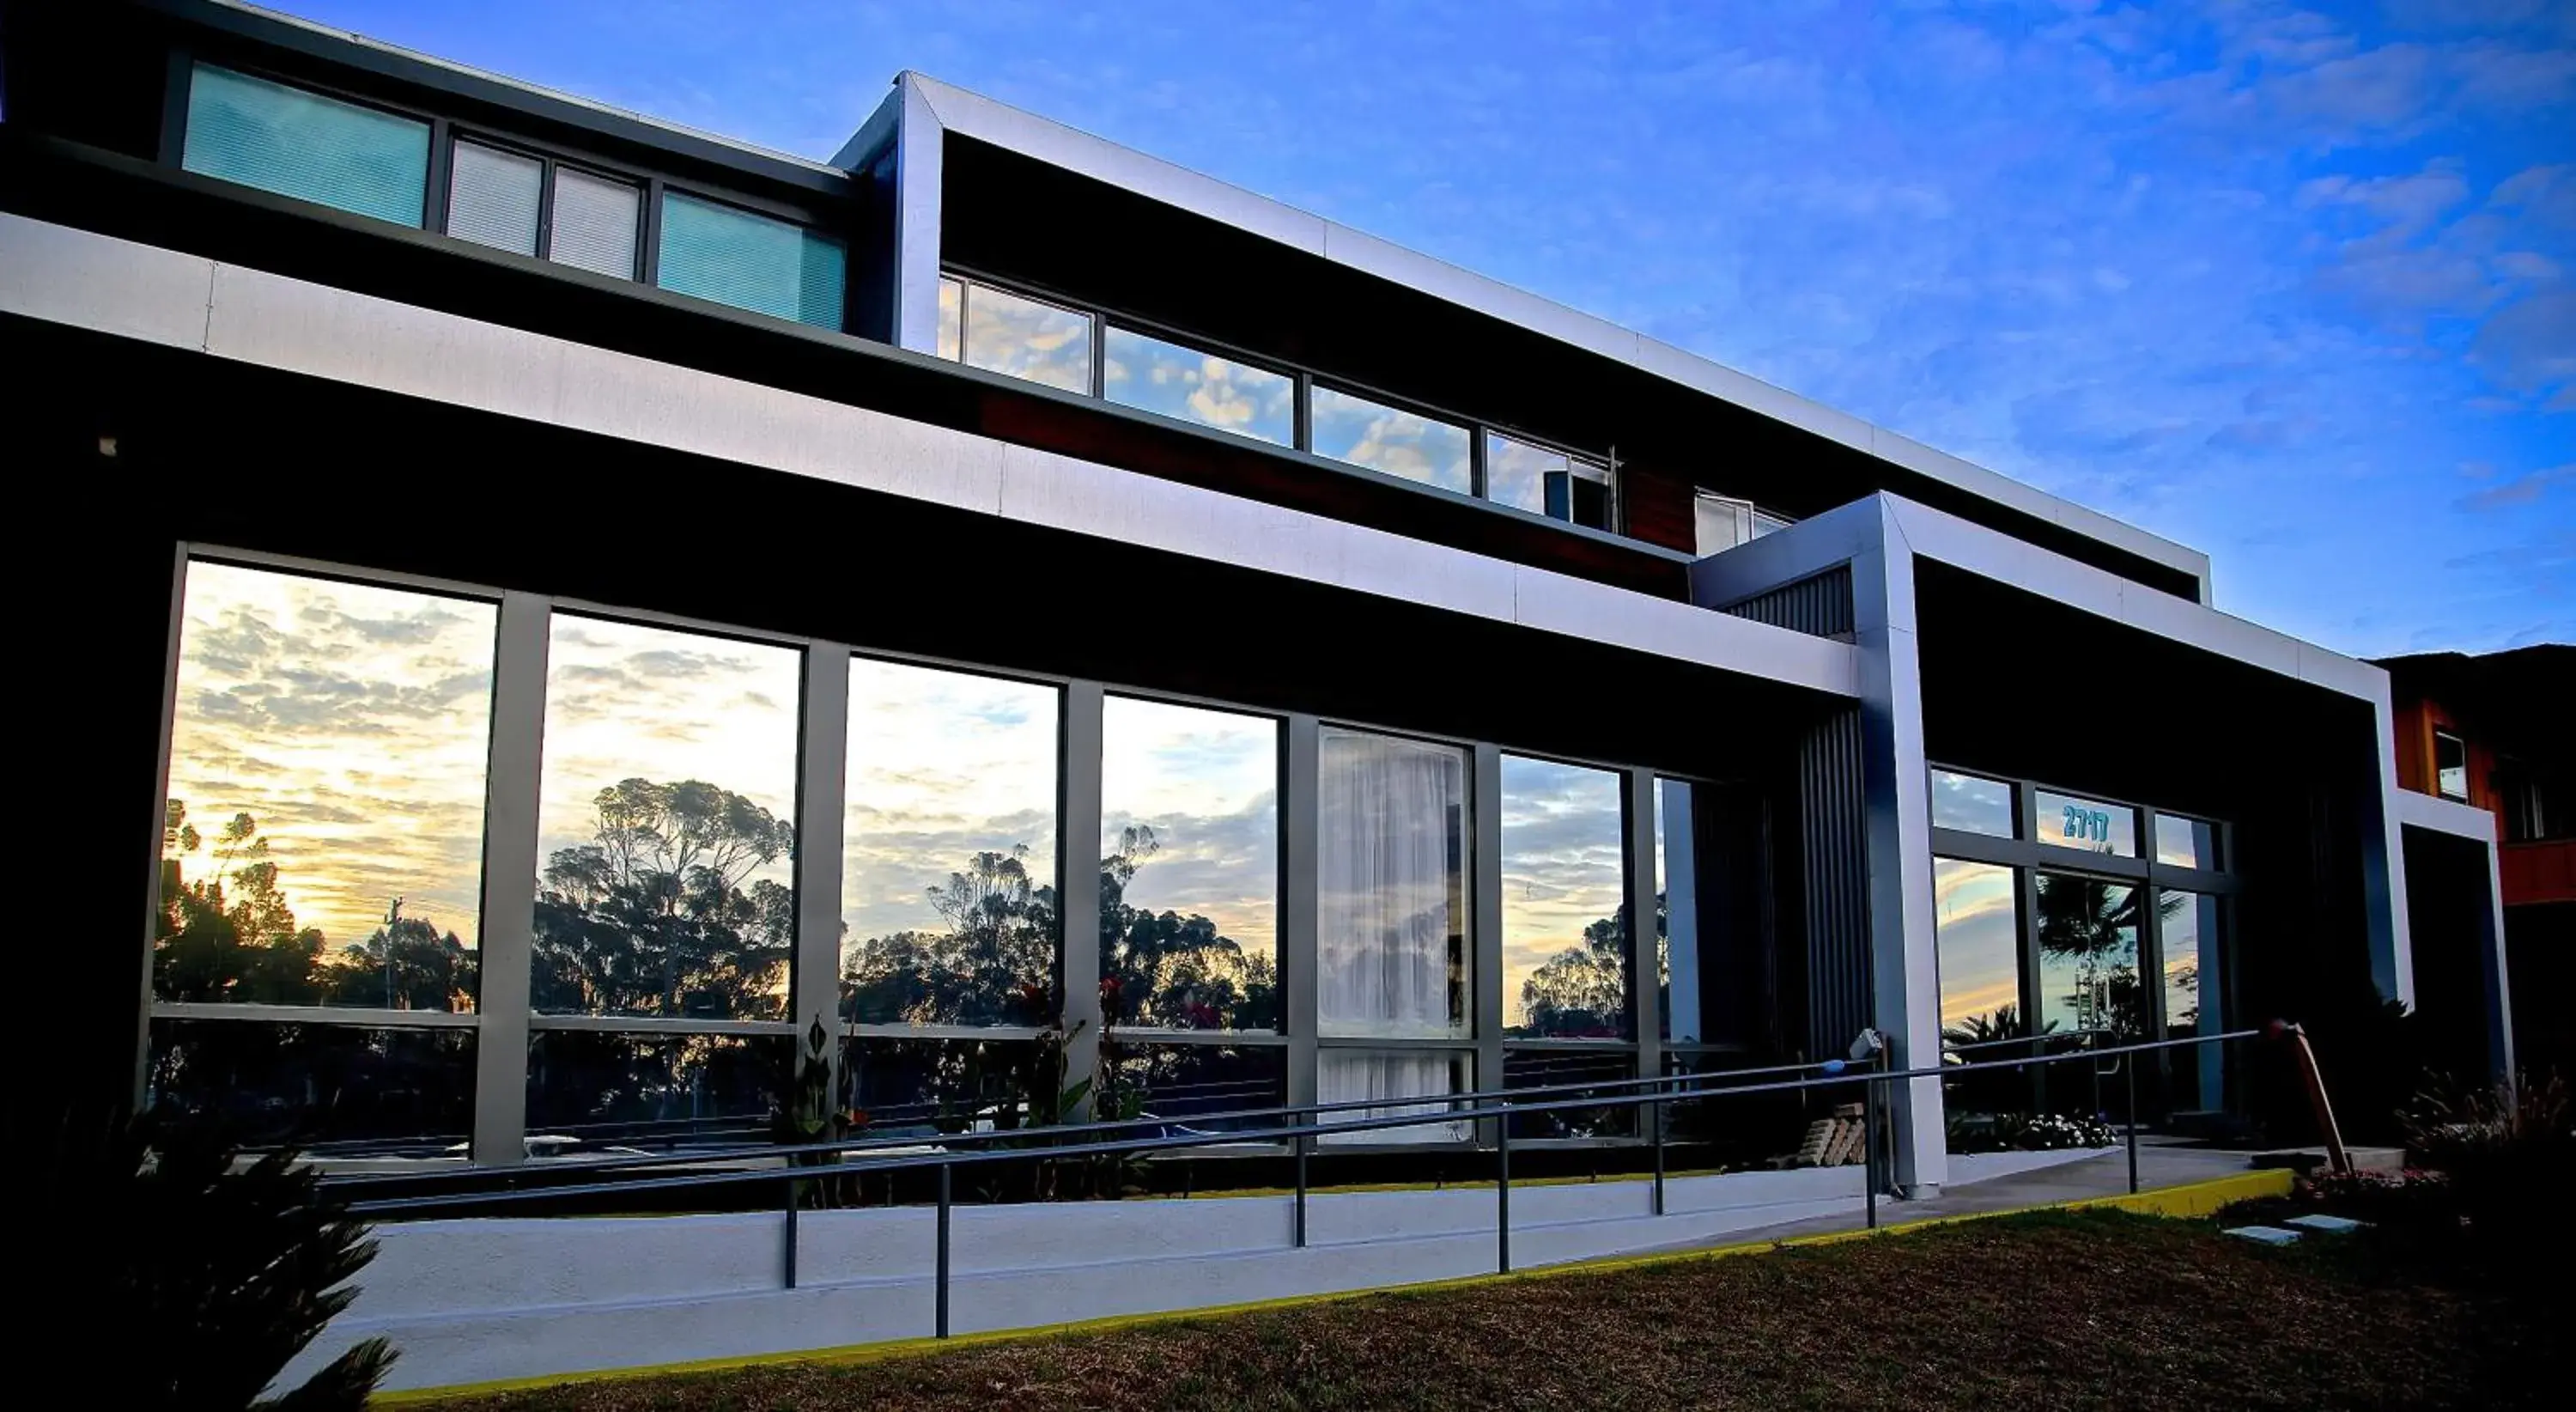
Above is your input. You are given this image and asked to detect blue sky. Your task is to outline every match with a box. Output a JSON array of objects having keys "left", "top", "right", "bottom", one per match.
[{"left": 284, "top": 0, "right": 2572, "bottom": 655}]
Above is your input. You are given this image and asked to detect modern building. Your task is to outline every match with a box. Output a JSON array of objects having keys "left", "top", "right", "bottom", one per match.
[
  {"left": 2373, "top": 646, "right": 2573, "bottom": 1081},
  {"left": 6, "top": 0, "right": 2524, "bottom": 1209}
]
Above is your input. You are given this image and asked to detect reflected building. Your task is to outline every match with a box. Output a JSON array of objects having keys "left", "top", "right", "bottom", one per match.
[{"left": 12, "top": 1, "right": 2506, "bottom": 1190}]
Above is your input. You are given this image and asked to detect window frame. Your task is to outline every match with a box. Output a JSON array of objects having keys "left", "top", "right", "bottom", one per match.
[
  {"left": 2433, "top": 728, "right": 2470, "bottom": 802},
  {"left": 162, "top": 47, "right": 852, "bottom": 327}
]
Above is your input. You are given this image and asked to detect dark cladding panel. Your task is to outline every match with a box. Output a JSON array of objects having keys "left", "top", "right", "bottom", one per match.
[
  {"left": 1722, "top": 567, "right": 1856, "bottom": 641},
  {"left": 1799, "top": 705, "right": 1872, "bottom": 1053}
]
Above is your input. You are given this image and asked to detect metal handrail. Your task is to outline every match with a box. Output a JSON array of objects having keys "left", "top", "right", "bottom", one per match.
[
  {"left": 334, "top": 1027, "right": 2266, "bottom": 1338},
  {"left": 1939, "top": 1026, "right": 2115, "bottom": 1055},
  {"left": 325, "top": 1051, "right": 1857, "bottom": 1195}
]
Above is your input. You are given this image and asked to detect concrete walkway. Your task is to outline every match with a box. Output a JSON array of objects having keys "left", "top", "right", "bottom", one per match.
[{"left": 1632, "top": 1139, "right": 2257, "bottom": 1254}]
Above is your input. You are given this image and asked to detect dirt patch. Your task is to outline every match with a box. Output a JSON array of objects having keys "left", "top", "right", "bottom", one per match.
[{"left": 422, "top": 1209, "right": 2552, "bottom": 1410}]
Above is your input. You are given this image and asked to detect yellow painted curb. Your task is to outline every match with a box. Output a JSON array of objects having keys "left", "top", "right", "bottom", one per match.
[{"left": 379, "top": 1167, "right": 2293, "bottom": 1405}]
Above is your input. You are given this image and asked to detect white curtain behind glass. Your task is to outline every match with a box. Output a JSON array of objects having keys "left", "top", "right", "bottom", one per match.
[
  {"left": 1317, "top": 1050, "right": 1470, "bottom": 1144},
  {"left": 1317, "top": 729, "right": 1466, "bottom": 1038}
]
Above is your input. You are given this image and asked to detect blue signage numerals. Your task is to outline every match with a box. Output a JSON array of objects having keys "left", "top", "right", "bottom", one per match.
[{"left": 2059, "top": 806, "right": 2112, "bottom": 845}]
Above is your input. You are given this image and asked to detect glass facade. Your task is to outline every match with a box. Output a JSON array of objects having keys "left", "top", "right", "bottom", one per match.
[
  {"left": 2033, "top": 873, "right": 2146, "bottom": 1041},
  {"left": 1930, "top": 769, "right": 2015, "bottom": 837},
  {"left": 1316, "top": 728, "right": 1470, "bottom": 1039},
  {"left": 841, "top": 659, "right": 1061, "bottom": 1027},
  {"left": 1933, "top": 859, "right": 2020, "bottom": 1039},
  {"left": 160, "top": 561, "right": 497, "bottom": 1011},
  {"left": 549, "top": 167, "right": 642, "bottom": 279},
  {"left": 958, "top": 281, "right": 1095, "bottom": 393},
  {"left": 1103, "top": 326, "right": 1295, "bottom": 446},
  {"left": 2154, "top": 813, "right": 2217, "bottom": 870},
  {"left": 2160, "top": 890, "right": 2226, "bottom": 1112},
  {"left": 1499, "top": 755, "right": 1628, "bottom": 1038},
  {"left": 656, "top": 191, "right": 847, "bottom": 329},
  {"left": 1485, "top": 432, "right": 1611, "bottom": 528},
  {"left": 1317, "top": 1049, "right": 1473, "bottom": 1145},
  {"left": 1308, "top": 386, "right": 1473, "bottom": 494},
  {"left": 446, "top": 140, "right": 544, "bottom": 256},
  {"left": 532, "top": 616, "right": 801, "bottom": 1019},
  {"left": 2032, "top": 788, "right": 2138, "bottom": 856},
  {"left": 1100, "top": 697, "right": 1280, "bottom": 1031},
  {"left": 525, "top": 1032, "right": 787, "bottom": 1151},
  {"left": 183, "top": 64, "right": 429, "bottom": 226},
  {"left": 147, "top": 1019, "right": 473, "bottom": 1153}
]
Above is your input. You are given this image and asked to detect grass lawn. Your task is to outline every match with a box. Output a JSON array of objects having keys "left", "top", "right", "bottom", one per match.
[{"left": 419, "top": 1209, "right": 2554, "bottom": 1410}]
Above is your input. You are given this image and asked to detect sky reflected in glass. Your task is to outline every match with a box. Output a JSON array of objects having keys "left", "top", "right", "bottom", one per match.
[
  {"left": 1484, "top": 432, "right": 1567, "bottom": 514},
  {"left": 935, "top": 275, "right": 962, "bottom": 361},
  {"left": 961, "top": 282, "right": 1093, "bottom": 393},
  {"left": 1930, "top": 770, "right": 2015, "bottom": 837},
  {"left": 1103, "top": 326, "right": 1293, "bottom": 446},
  {"left": 1935, "top": 857, "right": 2020, "bottom": 1036},
  {"left": 2155, "top": 813, "right": 2216, "bottom": 870},
  {"left": 163, "top": 561, "right": 497, "bottom": 961},
  {"left": 1101, "top": 696, "right": 1279, "bottom": 956},
  {"left": 1499, "top": 754, "right": 1626, "bottom": 1036},
  {"left": 1308, "top": 386, "right": 1472, "bottom": 493}
]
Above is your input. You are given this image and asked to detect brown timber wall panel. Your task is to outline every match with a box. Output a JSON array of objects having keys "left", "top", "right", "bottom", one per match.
[
  {"left": 1800, "top": 704, "right": 1873, "bottom": 1053},
  {"left": 1722, "top": 567, "right": 1856, "bottom": 640},
  {"left": 1622, "top": 462, "right": 1697, "bottom": 554}
]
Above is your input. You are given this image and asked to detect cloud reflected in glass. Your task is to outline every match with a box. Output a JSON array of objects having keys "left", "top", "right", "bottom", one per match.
[
  {"left": 1309, "top": 384, "right": 1472, "bottom": 494},
  {"left": 1104, "top": 326, "right": 1294, "bottom": 446}
]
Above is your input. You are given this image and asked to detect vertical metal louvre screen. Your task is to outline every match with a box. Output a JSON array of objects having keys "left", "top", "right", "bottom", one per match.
[
  {"left": 654, "top": 191, "right": 846, "bottom": 329},
  {"left": 181, "top": 64, "right": 429, "bottom": 227}
]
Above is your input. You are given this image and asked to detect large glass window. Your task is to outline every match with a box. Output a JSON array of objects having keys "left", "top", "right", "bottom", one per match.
[
  {"left": 182, "top": 64, "right": 429, "bottom": 226},
  {"left": 957, "top": 280, "right": 1095, "bottom": 393},
  {"left": 2032, "top": 788, "right": 2138, "bottom": 857},
  {"left": 1103, "top": 326, "right": 1295, "bottom": 446},
  {"left": 2033, "top": 873, "right": 2147, "bottom": 1041},
  {"left": 841, "top": 659, "right": 1060, "bottom": 1027},
  {"left": 525, "top": 1032, "right": 787, "bottom": 1153},
  {"left": 1934, "top": 859, "right": 2021, "bottom": 1043},
  {"left": 1499, "top": 755, "right": 1628, "bottom": 1038},
  {"left": 2159, "top": 890, "right": 2226, "bottom": 1112},
  {"left": 445, "top": 139, "right": 544, "bottom": 256},
  {"left": 2154, "top": 813, "right": 2217, "bottom": 870},
  {"left": 549, "top": 167, "right": 643, "bottom": 279},
  {"left": 1317, "top": 1049, "right": 1473, "bottom": 1144},
  {"left": 159, "top": 562, "right": 497, "bottom": 1011},
  {"left": 1485, "top": 432, "right": 1611, "bottom": 529},
  {"left": 656, "top": 191, "right": 846, "bottom": 329},
  {"left": 1100, "top": 697, "right": 1280, "bottom": 1030},
  {"left": 1692, "top": 493, "right": 1786, "bottom": 556},
  {"left": 531, "top": 616, "right": 801, "bottom": 1019},
  {"left": 1307, "top": 386, "right": 1473, "bottom": 495},
  {"left": 1317, "top": 728, "right": 1469, "bottom": 1039},
  {"left": 1931, "top": 770, "right": 2016, "bottom": 837},
  {"left": 146, "top": 1019, "right": 474, "bottom": 1157}
]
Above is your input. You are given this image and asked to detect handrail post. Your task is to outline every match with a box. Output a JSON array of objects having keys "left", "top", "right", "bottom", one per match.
[
  {"left": 935, "top": 1162, "right": 952, "bottom": 1339},
  {"left": 1293, "top": 1131, "right": 1309, "bottom": 1249},
  {"left": 1649, "top": 1078, "right": 1666, "bottom": 1217},
  {"left": 2124, "top": 1058, "right": 2141, "bottom": 1195},
  {"left": 1496, "top": 1124, "right": 1512, "bottom": 1275},
  {"left": 2089, "top": 1034, "right": 2103, "bottom": 1119},
  {"left": 783, "top": 1177, "right": 799, "bottom": 1289},
  {"left": 1862, "top": 1071, "right": 1878, "bottom": 1231}
]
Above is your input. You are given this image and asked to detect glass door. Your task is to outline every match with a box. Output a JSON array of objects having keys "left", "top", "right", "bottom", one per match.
[{"left": 2033, "top": 872, "right": 2148, "bottom": 1118}]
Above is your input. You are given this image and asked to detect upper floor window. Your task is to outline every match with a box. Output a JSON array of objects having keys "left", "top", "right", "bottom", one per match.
[
  {"left": 1485, "top": 432, "right": 1612, "bottom": 531},
  {"left": 446, "top": 138, "right": 642, "bottom": 280},
  {"left": 1309, "top": 385, "right": 1473, "bottom": 495},
  {"left": 178, "top": 63, "right": 846, "bottom": 332},
  {"left": 182, "top": 64, "right": 428, "bottom": 227},
  {"left": 656, "top": 191, "right": 847, "bottom": 330},
  {"left": 1693, "top": 491, "right": 1788, "bottom": 556},
  {"left": 1104, "top": 325, "right": 1295, "bottom": 447},
  {"left": 2433, "top": 729, "right": 2470, "bottom": 801},
  {"left": 952, "top": 277, "right": 1093, "bottom": 393}
]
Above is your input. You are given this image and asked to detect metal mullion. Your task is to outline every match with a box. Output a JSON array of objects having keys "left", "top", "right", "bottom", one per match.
[
  {"left": 640, "top": 177, "right": 665, "bottom": 286},
  {"left": 137, "top": 542, "right": 194, "bottom": 1110},
  {"left": 151, "top": 1002, "right": 479, "bottom": 1029},
  {"left": 469, "top": 589, "right": 550, "bottom": 1166},
  {"left": 526, "top": 1014, "right": 799, "bottom": 1037},
  {"left": 846, "top": 1023, "right": 1049, "bottom": 1043},
  {"left": 535, "top": 154, "right": 559, "bottom": 261},
  {"left": 189, "top": 543, "right": 505, "bottom": 606},
  {"left": 1129, "top": 1029, "right": 1292, "bottom": 1049},
  {"left": 425, "top": 118, "right": 453, "bottom": 233},
  {"left": 795, "top": 644, "right": 851, "bottom": 1074},
  {"left": 1472, "top": 743, "right": 1505, "bottom": 1141},
  {"left": 1292, "top": 371, "right": 1313, "bottom": 453},
  {"left": 1284, "top": 715, "right": 1321, "bottom": 1111},
  {"left": 1060, "top": 681, "right": 1106, "bottom": 1116},
  {"left": 1469, "top": 423, "right": 1489, "bottom": 501},
  {"left": 1625, "top": 767, "right": 1659, "bottom": 1073}
]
